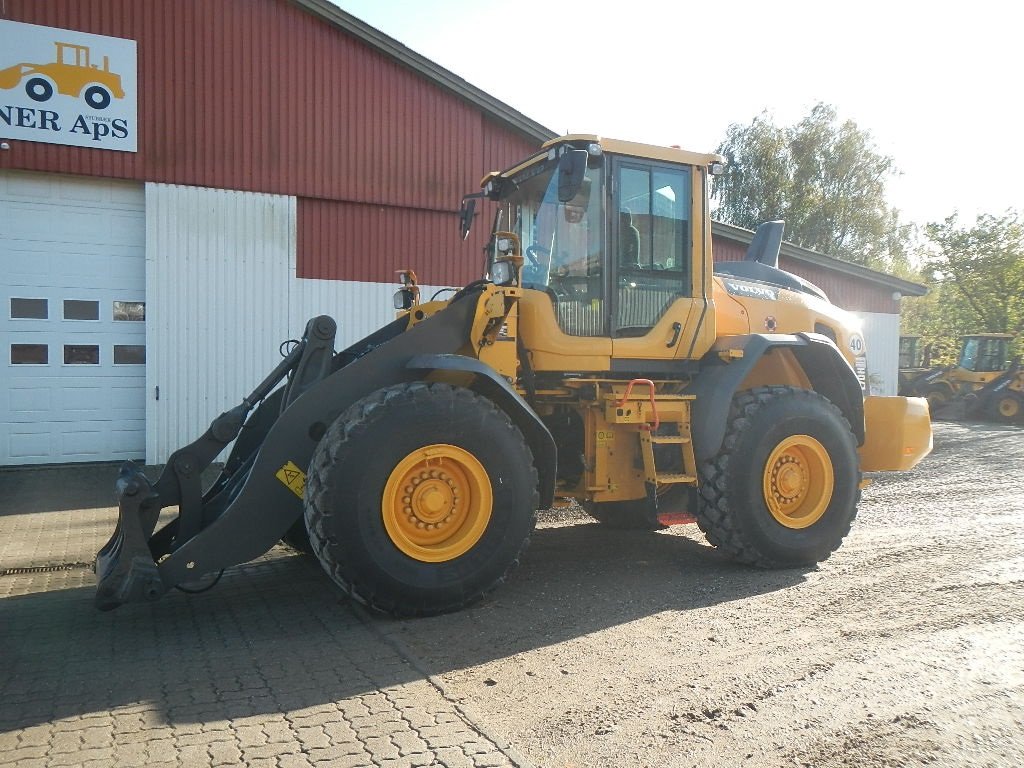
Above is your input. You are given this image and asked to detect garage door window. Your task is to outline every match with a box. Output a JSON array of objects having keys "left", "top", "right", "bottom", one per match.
[
  {"left": 64, "top": 344, "right": 100, "bottom": 365},
  {"left": 10, "top": 298, "right": 48, "bottom": 319},
  {"left": 64, "top": 299, "right": 100, "bottom": 321},
  {"left": 113, "top": 345, "right": 145, "bottom": 365},
  {"left": 11, "top": 344, "right": 48, "bottom": 364},
  {"left": 113, "top": 301, "right": 145, "bottom": 321}
]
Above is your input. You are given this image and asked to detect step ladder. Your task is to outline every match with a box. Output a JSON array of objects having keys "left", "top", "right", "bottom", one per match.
[{"left": 609, "top": 379, "right": 698, "bottom": 490}]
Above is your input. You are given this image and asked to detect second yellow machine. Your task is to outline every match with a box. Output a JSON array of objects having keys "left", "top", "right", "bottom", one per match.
[{"left": 95, "top": 136, "right": 932, "bottom": 616}]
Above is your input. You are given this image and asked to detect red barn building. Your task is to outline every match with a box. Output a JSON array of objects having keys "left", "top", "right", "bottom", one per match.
[{"left": 0, "top": 0, "right": 922, "bottom": 465}]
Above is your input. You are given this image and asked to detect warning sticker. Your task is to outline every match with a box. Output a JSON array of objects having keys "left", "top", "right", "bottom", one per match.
[{"left": 275, "top": 461, "right": 306, "bottom": 499}]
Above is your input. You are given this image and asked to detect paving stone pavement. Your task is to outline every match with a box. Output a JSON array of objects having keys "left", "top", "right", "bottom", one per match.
[{"left": 0, "top": 465, "right": 532, "bottom": 768}]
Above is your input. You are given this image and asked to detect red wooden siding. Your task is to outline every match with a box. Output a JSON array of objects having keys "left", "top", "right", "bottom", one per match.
[
  {"left": 711, "top": 234, "right": 897, "bottom": 314},
  {"left": 711, "top": 237, "right": 746, "bottom": 263},
  {"left": 297, "top": 117, "right": 538, "bottom": 284},
  {"left": 0, "top": 0, "right": 539, "bottom": 211},
  {"left": 298, "top": 197, "right": 479, "bottom": 286}
]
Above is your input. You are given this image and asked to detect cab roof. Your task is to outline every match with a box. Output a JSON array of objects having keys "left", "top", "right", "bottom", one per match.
[{"left": 484, "top": 134, "right": 725, "bottom": 185}]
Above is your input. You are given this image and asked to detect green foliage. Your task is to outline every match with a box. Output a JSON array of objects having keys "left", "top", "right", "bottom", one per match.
[
  {"left": 712, "top": 103, "right": 912, "bottom": 271},
  {"left": 902, "top": 210, "right": 1024, "bottom": 362},
  {"left": 899, "top": 283, "right": 978, "bottom": 366}
]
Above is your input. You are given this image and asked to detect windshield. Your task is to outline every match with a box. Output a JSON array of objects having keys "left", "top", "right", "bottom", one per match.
[
  {"left": 959, "top": 337, "right": 1007, "bottom": 372},
  {"left": 492, "top": 159, "right": 604, "bottom": 288}
]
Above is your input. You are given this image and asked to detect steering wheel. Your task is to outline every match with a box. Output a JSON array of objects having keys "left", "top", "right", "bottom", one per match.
[{"left": 522, "top": 244, "right": 551, "bottom": 284}]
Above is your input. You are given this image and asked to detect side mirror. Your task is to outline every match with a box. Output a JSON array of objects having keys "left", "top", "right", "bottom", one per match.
[
  {"left": 557, "top": 149, "right": 588, "bottom": 203},
  {"left": 393, "top": 288, "right": 415, "bottom": 310},
  {"left": 459, "top": 196, "right": 477, "bottom": 240}
]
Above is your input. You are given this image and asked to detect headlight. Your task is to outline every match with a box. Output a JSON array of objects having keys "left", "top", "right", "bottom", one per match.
[
  {"left": 393, "top": 288, "right": 414, "bottom": 310},
  {"left": 491, "top": 260, "right": 514, "bottom": 286}
]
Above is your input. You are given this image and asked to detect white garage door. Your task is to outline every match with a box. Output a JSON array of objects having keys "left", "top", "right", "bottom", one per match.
[{"left": 0, "top": 171, "right": 146, "bottom": 465}]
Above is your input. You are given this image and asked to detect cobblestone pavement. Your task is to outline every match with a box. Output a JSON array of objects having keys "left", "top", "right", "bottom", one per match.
[{"left": 0, "top": 465, "right": 533, "bottom": 768}]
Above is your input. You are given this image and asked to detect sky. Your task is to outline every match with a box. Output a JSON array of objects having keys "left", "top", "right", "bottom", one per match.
[{"left": 332, "top": 0, "right": 1022, "bottom": 230}]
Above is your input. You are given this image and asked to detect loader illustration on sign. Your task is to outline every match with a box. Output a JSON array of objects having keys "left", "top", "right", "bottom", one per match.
[{"left": 0, "top": 41, "right": 124, "bottom": 109}]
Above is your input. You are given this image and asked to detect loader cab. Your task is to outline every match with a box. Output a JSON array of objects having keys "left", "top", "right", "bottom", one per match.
[
  {"left": 957, "top": 334, "right": 1011, "bottom": 373},
  {"left": 479, "top": 136, "right": 723, "bottom": 371}
]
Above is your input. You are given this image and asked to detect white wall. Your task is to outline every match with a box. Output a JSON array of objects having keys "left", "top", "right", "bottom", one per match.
[
  {"left": 145, "top": 183, "right": 454, "bottom": 463},
  {"left": 853, "top": 311, "right": 901, "bottom": 396}
]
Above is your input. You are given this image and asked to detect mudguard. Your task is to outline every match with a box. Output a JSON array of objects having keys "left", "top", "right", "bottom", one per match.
[
  {"left": 406, "top": 353, "right": 557, "bottom": 508},
  {"left": 686, "top": 333, "right": 865, "bottom": 462}
]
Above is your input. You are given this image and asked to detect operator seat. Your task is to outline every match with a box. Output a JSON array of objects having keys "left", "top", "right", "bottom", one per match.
[{"left": 620, "top": 211, "right": 640, "bottom": 266}]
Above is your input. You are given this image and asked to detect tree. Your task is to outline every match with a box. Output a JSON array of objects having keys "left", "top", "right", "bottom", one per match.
[
  {"left": 712, "top": 103, "right": 912, "bottom": 271},
  {"left": 922, "top": 210, "right": 1024, "bottom": 334},
  {"left": 900, "top": 210, "right": 1024, "bottom": 364},
  {"left": 899, "top": 282, "right": 978, "bottom": 366}
]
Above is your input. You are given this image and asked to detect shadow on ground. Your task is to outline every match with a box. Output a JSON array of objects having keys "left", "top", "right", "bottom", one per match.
[
  {"left": 0, "top": 517, "right": 807, "bottom": 732},
  {"left": 0, "top": 462, "right": 223, "bottom": 517}
]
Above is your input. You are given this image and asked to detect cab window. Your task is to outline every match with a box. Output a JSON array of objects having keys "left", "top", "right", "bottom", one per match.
[{"left": 615, "top": 163, "right": 691, "bottom": 335}]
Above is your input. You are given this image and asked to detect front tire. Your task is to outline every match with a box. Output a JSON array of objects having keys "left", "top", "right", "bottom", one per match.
[
  {"left": 696, "top": 386, "right": 861, "bottom": 568},
  {"left": 988, "top": 391, "right": 1023, "bottom": 424},
  {"left": 305, "top": 382, "right": 538, "bottom": 617},
  {"left": 925, "top": 385, "right": 951, "bottom": 412}
]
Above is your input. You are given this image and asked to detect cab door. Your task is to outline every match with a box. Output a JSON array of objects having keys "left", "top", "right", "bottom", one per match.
[{"left": 610, "top": 159, "right": 712, "bottom": 364}]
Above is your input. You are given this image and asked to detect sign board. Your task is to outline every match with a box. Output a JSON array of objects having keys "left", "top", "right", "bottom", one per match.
[{"left": 0, "top": 20, "right": 137, "bottom": 152}]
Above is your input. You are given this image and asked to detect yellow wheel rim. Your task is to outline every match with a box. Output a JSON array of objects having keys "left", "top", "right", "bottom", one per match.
[
  {"left": 382, "top": 444, "right": 492, "bottom": 563},
  {"left": 998, "top": 397, "right": 1020, "bottom": 418},
  {"left": 762, "top": 435, "right": 834, "bottom": 529}
]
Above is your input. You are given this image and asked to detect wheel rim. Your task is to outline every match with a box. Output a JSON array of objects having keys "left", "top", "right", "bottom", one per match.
[
  {"left": 762, "top": 435, "right": 834, "bottom": 529},
  {"left": 382, "top": 443, "right": 492, "bottom": 562},
  {"left": 926, "top": 390, "right": 947, "bottom": 409},
  {"left": 998, "top": 396, "right": 1020, "bottom": 418}
]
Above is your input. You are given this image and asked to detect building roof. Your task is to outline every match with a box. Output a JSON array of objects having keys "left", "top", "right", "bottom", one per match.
[
  {"left": 291, "top": 0, "right": 556, "bottom": 145},
  {"left": 711, "top": 221, "right": 928, "bottom": 297}
]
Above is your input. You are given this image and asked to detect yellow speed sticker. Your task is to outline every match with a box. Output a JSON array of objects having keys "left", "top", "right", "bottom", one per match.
[
  {"left": 596, "top": 429, "right": 615, "bottom": 446},
  {"left": 275, "top": 461, "right": 307, "bottom": 499}
]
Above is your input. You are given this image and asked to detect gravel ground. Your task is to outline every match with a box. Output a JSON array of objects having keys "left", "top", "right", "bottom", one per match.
[
  {"left": 1, "top": 420, "right": 1020, "bottom": 767},
  {"left": 373, "top": 420, "right": 1024, "bottom": 767}
]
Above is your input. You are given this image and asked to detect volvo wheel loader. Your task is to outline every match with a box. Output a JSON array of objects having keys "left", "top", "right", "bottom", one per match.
[
  {"left": 95, "top": 135, "right": 932, "bottom": 617},
  {"left": 899, "top": 333, "right": 1023, "bottom": 424}
]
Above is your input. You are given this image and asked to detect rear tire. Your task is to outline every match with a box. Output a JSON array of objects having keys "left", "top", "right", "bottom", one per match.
[
  {"left": 304, "top": 382, "right": 538, "bottom": 617},
  {"left": 695, "top": 386, "right": 861, "bottom": 568}
]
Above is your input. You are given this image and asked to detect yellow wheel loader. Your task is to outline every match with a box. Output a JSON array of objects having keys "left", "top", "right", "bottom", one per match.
[
  {"left": 95, "top": 136, "right": 932, "bottom": 616},
  {"left": 899, "top": 334, "right": 1023, "bottom": 424}
]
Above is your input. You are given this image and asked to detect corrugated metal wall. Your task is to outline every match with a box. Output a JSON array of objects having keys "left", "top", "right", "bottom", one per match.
[
  {"left": 145, "top": 183, "right": 294, "bottom": 463},
  {"left": 854, "top": 311, "right": 901, "bottom": 396},
  {"left": 146, "top": 182, "right": 453, "bottom": 462}
]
